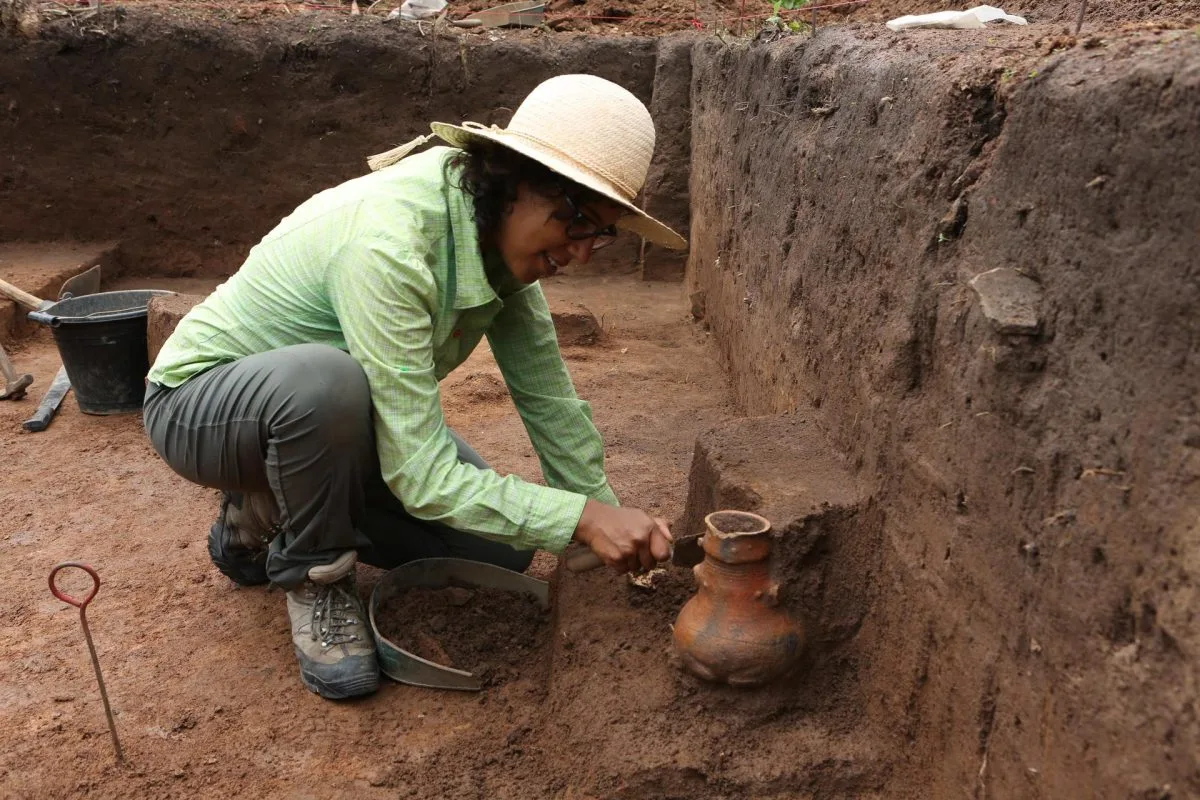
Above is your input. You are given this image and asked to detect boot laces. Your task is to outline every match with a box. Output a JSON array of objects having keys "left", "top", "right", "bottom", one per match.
[{"left": 309, "top": 579, "right": 362, "bottom": 648}]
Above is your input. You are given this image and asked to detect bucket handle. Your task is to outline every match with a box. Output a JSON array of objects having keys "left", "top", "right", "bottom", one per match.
[
  {"left": 26, "top": 310, "right": 60, "bottom": 328},
  {"left": 28, "top": 305, "right": 146, "bottom": 327}
]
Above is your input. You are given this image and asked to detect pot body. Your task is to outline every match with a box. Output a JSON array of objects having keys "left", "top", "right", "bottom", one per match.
[{"left": 672, "top": 511, "right": 804, "bottom": 687}]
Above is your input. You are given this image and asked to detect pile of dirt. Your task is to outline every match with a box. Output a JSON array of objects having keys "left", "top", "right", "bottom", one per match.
[
  {"left": 375, "top": 582, "right": 550, "bottom": 684},
  {"left": 70, "top": 0, "right": 1199, "bottom": 36},
  {"left": 829, "top": 0, "right": 1198, "bottom": 27},
  {"left": 454, "top": 371, "right": 510, "bottom": 404},
  {"left": 66, "top": 0, "right": 763, "bottom": 32}
]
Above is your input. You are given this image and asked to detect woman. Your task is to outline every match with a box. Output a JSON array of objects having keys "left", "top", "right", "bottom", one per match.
[{"left": 143, "top": 74, "right": 686, "bottom": 700}]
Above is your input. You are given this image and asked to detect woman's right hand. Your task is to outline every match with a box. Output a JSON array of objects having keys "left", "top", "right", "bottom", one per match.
[{"left": 572, "top": 499, "right": 673, "bottom": 573}]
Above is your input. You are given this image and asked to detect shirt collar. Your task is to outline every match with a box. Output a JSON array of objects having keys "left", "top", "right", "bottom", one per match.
[{"left": 440, "top": 151, "right": 505, "bottom": 310}]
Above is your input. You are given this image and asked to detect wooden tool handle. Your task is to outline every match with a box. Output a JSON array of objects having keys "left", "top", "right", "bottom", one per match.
[
  {"left": 564, "top": 549, "right": 605, "bottom": 573},
  {"left": 0, "top": 277, "right": 44, "bottom": 311}
]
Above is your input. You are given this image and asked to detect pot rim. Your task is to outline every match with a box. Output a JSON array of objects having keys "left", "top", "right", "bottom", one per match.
[{"left": 704, "top": 510, "right": 771, "bottom": 539}]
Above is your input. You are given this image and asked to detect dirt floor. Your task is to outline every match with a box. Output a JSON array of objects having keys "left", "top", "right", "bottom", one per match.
[{"left": 0, "top": 268, "right": 759, "bottom": 798}]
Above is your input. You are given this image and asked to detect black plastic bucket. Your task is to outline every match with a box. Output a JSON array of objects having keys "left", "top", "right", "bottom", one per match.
[{"left": 28, "top": 289, "right": 176, "bottom": 415}]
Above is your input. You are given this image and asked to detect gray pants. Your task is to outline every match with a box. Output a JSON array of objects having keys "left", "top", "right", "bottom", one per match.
[{"left": 143, "top": 343, "right": 533, "bottom": 588}]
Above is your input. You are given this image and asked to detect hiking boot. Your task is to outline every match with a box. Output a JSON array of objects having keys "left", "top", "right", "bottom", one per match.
[
  {"left": 286, "top": 550, "right": 379, "bottom": 700},
  {"left": 208, "top": 491, "right": 280, "bottom": 587}
]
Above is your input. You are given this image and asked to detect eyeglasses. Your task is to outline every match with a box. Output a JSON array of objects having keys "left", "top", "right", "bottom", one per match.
[{"left": 551, "top": 194, "right": 619, "bottom": 251}]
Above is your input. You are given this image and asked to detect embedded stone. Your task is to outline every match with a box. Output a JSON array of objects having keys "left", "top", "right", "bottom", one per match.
[{"left": 968, "top": 268, "right": 1043, "bottom": 335}]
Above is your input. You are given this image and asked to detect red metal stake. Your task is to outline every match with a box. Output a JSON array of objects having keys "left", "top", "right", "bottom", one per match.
[{"left": 49, "top": 562, "right": 124, "bottom": 764}]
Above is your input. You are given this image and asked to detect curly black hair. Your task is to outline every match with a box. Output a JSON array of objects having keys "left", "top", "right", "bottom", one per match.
[{"left": 447, "top": 140, "right": 604, "bottom": 246}]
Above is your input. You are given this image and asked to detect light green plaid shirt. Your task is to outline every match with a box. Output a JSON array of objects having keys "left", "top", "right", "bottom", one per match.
[{"left": 148, "top": 146, "right": 619, "bottom": 554}]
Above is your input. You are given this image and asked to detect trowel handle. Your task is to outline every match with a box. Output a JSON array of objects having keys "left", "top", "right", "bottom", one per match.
[
  {"left": 564, "top": 549, "right": 605, "bottom": 573},
  {"left": 0, "top": 277, "right": 45, "bottom": 311},
  {"left": 565, "top": 541, "right": 683, "bottom": 573}
]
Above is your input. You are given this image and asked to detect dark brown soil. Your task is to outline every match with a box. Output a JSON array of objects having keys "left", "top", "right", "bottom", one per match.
[
  {"left": 375, "top": 583, "right": 550, "bottom": 684},
  {"left": 688, "top": 24, "right": 1200, "bottom": 800}
]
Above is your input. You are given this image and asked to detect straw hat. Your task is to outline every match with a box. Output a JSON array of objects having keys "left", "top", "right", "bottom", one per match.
[{"left": 368, "top": 74, "right": 687, "bottom": 250}]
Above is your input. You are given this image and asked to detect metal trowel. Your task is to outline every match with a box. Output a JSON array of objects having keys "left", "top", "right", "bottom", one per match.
[{"left": 451, "top": 0, "right": 544, "bottom": 27}]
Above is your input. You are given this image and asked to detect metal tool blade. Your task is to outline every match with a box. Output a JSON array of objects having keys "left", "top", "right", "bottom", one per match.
[
  {"left": 459, "top": 0, "right": 544, "bottom": 28},
  {"left": 369, "top": 557, "right": 549, "bottom": 691},
  {"left": 670, "top": 533, "right": 705, "bottom": 568},
  {"left": 22, "top": 365, "right": 70, "bottom": 432},
  {"left": 59, "top": 264, "right": 102, "bottom": 300}
]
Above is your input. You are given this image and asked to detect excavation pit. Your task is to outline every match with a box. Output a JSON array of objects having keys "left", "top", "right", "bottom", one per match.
[{"left": 1, "top": 4, "right": 1197, "bottom": 798}]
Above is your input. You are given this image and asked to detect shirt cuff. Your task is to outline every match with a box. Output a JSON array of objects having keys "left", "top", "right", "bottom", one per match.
[
  {"left": 529, "top": 489, "right": 588, "bottom": 555},
  {"left": 593, "top": 482, "right": 620, "bottom": 507}
]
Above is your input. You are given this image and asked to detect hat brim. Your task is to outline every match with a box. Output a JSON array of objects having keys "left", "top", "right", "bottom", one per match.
[{"left": 431, "top": 122, "right": 688, "bottom": 251}]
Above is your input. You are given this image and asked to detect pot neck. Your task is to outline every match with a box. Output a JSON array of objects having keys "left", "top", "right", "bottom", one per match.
[{"left": 701, "top": 530, "right": 773, "bottom": 565}]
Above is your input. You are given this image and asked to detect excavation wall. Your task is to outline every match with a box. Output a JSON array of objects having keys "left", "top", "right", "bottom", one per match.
[
  {"left": 687, "top": 28, "right": 1200, "bottom": 798},
  {"left": 0, "top": 13, "right": 669, "bottom": 277}
]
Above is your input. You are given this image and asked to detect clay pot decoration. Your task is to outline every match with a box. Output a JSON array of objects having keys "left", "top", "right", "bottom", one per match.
[{"left": 672, "top": 510, "right": 805, "bottom": 687}]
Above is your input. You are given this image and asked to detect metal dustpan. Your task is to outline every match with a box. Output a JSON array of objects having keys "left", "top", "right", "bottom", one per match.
[
  {"left": 369, "top": 557, "right": 549, "bottom": 691},
  {"left": 454, "top": 0, "right": 545, "bottom": 28}
]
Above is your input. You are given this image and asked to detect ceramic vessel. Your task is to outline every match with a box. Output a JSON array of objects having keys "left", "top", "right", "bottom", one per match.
[{"left": 672, "top": 510, "right": 804, "bottom": 687}]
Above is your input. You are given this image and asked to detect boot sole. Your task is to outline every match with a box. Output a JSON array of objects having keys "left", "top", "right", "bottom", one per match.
[{"left": 297, "top": 658, "right": 380, "bottom": 700}]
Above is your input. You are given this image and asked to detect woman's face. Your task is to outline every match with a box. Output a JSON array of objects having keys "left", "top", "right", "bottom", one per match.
[{"left": 494, "top": 184, "right": 625, "bottom": 285}]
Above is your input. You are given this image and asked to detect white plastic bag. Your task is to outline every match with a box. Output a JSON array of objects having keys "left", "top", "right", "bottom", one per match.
[
  {"left": 886, "top": 5, "right": 1027, "bottom": 30},
  {"left": 395, "top": 0, "right": 447, "bottom": 20}
]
